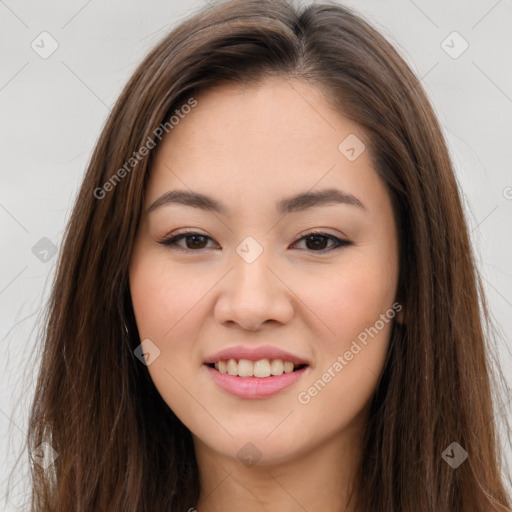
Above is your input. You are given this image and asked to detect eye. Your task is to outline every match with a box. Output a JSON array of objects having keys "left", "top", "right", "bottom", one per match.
[
  {"left": 158, "top": 232, "right": 218, "bottom": 250},
  {"left": 158, "top": 230, "right": 353, "bottom": 252},
  {"left": 291, "top": 230, "right": 353, "bottom": 252}
]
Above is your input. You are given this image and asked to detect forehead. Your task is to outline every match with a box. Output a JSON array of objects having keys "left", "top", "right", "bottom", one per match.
[
  {"left": 163, "top": 77, "right": 347, "bottom": 161},
  {"left": 147, "top": 77, "right": 386, "bottom": 216}
]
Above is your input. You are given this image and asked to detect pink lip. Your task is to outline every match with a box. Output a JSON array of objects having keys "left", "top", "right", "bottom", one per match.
[
  {"left": 203, "top": 344, "right": 310, "bottom": 366},
  {"left": 205, "top": 364, "right": 308, "bottom": 399}
]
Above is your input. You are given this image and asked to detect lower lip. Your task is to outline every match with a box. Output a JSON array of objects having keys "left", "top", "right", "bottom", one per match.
[{"left": 204, "top": 364, "right": 308, "bottom": 399}]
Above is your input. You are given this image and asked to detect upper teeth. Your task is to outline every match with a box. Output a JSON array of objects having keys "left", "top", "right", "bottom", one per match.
[{"left": 214, "top": 358, "right": 297, "bottom": 378}]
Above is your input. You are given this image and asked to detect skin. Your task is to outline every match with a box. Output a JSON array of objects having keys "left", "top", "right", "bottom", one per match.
[{"left": 129, "top": 76, "right": 402, "bottom": 512}]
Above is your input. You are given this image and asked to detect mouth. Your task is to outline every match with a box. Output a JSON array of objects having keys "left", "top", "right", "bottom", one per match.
[
  {"left": 204, "top": 358, "right": 309, "bottom": 399},
  {"left": 206, "top": 358, "right": 308, "bottom": 378}
]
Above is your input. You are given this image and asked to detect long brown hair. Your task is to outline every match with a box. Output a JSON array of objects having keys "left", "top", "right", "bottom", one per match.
[{"left": 24, "top": 0, "right": 511, "bottom": 510}]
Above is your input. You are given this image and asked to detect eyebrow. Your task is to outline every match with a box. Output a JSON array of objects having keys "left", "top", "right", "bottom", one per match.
[{"left": 146, "top": 188, "right": 366, "bottom": 215}]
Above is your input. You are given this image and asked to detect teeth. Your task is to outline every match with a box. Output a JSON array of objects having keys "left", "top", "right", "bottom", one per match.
[
  {"left": 213, "top": 358, "right": 303, "bottom": 378},
  {"left": 227, "top": 358, "right": 238, "bottom": 376},
  {"left": 270, "top": 359, "right": 283, "bottom": 375},
  {"left": 238, "top": 359, "right": 253, "bottom": 377},
  {"left": 283, "top": 361, "right": 294, "bottom": 374},
  {"left": 253, "top": 359, "right": 271, "bottom": 378}
]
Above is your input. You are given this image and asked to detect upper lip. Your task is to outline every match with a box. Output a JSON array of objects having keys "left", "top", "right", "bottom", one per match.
[{"left": 204, "top": 344, "right": 310, "bottom": 366}]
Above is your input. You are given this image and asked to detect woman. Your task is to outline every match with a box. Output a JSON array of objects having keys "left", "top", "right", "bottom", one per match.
[{"left": 27, "top": 0, "right": 512, "bottom": 510}]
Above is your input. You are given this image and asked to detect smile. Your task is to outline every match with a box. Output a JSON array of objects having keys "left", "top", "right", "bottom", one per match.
[
  {"left": 208, "top": 358, "right": 307, "bottom": 378},
  {"left": 204, "top": 359, "right": 309, "bottom": 399}
]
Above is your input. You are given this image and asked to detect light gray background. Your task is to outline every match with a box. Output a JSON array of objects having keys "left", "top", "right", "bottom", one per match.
[{"left": 1, "top": 0, "right": 511, "bottom": 509}]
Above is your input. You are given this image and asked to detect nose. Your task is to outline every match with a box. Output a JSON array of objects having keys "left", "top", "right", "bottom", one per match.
[{"left": 213, "top": 249, "right": 294, "bottom": 332}]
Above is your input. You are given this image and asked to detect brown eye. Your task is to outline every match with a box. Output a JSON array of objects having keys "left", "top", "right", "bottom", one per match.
[
  {"left": 303, "top": 234, "right": 331, "bottom": 251},
  {"left": 158, "top": 231, "right": 352, "bottom": 253},
  {"left": 158, "top": 233, "right": 217, "bottom": 250},
  {"left": 183, "top": 234, "right": 209, "bottom": 249},
  {"left": 293, "top": 232, "right": 353, "bottom": 252}
]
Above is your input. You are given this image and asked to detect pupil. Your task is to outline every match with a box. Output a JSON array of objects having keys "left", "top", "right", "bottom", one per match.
[
  {"left": 188, "top": 235, "right": 207, "bottom": 249},
  {"left": 307, "top": 235, "right": 327, "bottom": 250}
]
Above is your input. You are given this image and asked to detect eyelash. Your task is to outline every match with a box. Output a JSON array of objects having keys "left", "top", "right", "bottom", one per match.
[{"left": 157, "top": 230, "right": 353, "bottom": 253}]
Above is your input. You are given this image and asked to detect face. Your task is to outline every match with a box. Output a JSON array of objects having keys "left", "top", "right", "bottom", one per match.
[{"left": 129, "top": 77, "right": 401, "bottom": 467}]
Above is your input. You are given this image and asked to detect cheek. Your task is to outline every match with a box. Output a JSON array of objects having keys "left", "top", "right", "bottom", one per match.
[
  {"left": 294, "top": 244, "right": 397, "bottom": 406},
  {"left": 293, "top": 281, "right": 394, "bottom": 438},
  {"left": 129, "top": 250, "right": 215, "bottom": 430},
  {"left": 306, "top": 272, "right": 393, "bottom": 382},
  {"left": 299, "top": 248, "right": 398, "bottom": 348},
  {"left": 129, "top": 249, "right": 204, "bottom": 339}
]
